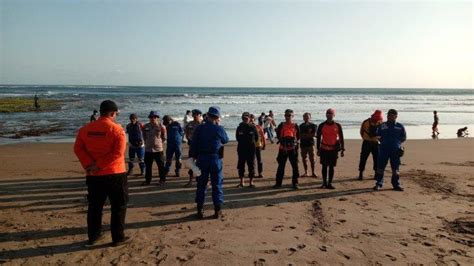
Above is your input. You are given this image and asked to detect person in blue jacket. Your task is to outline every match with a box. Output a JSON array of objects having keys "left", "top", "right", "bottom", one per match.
[
  {"left": 373, "top": 109, "right": 407, "bottom": 191},
  {"left": 191, "top": 106, "right": 229, "bottom": 219},
  {"left": 162, "top": 115, "right": 184, "bottom": 177},
  {"left": 126, "top": 113, "right": 145, "bottom": 176}
]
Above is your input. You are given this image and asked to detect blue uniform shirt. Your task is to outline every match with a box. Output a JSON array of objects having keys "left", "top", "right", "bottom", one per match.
[
  {"left": 377, "top": 121, "right": 406, "bottom": 150},
  {"left": 166, "top": 121, "right": 184, "bottom": 146},
  {"left": 191, "top": 122, "right": 229, "bottom": 157}
]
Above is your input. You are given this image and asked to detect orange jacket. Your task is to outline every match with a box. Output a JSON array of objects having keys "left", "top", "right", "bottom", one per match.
[{"left": 74, "top": 117, "right": 126, "bottom": 176}]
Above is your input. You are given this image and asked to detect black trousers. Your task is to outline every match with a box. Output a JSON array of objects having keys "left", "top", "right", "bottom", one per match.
[
  {"left": 256, "top": 148, "right": 263, "bottom": 175},
  {"left": 144, "top": 151, "right": 166, "bottom": 183},
  {"left": 237, "top": 148, "right": 256, "bottom": 178},
  {"left": 86, "top": 173, "right": 128, "bottom": 243},
  {"left": 275, "top": 149, "right": 299, "bottom": 186},
  {"left": 358, "top": 140, "right": 379, "bottom": 172}
]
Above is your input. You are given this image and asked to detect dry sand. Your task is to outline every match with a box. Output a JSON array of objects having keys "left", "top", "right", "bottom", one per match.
[{"left": 0, "top": 139, "right": 473, "bottom": 265}]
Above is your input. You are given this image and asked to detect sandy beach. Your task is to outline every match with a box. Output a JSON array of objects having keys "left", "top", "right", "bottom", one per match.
[{"left": 0, "top": 138, "right": 473, "bottom": 265}]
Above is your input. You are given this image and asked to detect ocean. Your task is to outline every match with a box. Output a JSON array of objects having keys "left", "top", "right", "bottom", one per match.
[{"left": 0, "top": 85, "right": 473, "bottom": 144}]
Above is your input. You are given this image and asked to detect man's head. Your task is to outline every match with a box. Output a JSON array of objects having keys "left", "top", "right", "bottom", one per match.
[
  {"left": 242, "top": 112, "right": 250, "bottom": 123},
  {"left": 93, "top": 109, "right": 98, "bottom": 115},
  {"left": 433, "top": 110, "right": 437, "bottom": 114},
  {"left": 387, "top": 109, "right": 398, "bottom": 122},
  {"left": 269, "top": 110, "right": 274, "bottom": 116},
  {"left": 261, "top": 112, "right": 265, "bottom": 116},
  {"left": 162, "top": 115, "right": 172, "bottom": 126},
  {"left": 303, "top": 112, "right": 311, "bottom": 123},
  {"left": 186, "top": 110, "right": 191, "bottom": 115},
  {"left": 284, "top": 109, "right": 294, "bottom": 122},
  {"left": 250, "top": 114, "right": 256, "bottom": 124},
  {"left": 207, "top": 106, "right": 221, "bottom": 123},
  {"left": 371, "top": 110, "right": 383, "bottom": 122},
  {"left": 326, "top": 108, "right": 335, "bottom": 121},
  {"left": 148, "top": 111, "right": 160, "bottom": 123},
  {"left": 192, "top": 109, "right": 202, "bottom": 121},
  {"left": 129, "top": 113, "right": 138, "bottom": 124},
  {"left": 99, "top": 100, "right": 119, "bottom": 119}
]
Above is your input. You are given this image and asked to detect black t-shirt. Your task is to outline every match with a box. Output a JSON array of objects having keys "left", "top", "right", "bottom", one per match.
[{"left": 299, "top": 122, "right": 317, "bottom": 147}]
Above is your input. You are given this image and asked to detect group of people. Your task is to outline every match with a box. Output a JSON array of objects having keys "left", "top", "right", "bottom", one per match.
[{"left": 75, "top": 100, "right": 408, "bottom": 247}]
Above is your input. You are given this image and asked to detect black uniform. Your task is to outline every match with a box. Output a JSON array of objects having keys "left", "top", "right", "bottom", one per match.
[{"left": 236, "top": 122, "right": 258, "bottom": 178}]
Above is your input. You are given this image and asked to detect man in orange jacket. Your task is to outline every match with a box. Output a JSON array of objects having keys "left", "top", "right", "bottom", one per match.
[{"left": 74, "top": 100, "right": 129, "bottom": 247}]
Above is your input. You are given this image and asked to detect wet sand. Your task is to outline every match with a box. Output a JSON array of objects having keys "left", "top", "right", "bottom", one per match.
[{"left": 0, "top": 139, "right": 473, "bottom": 265}]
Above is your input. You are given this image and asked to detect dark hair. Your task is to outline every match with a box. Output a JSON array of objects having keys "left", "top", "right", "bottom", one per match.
[
  {"left": 186, "top": 110, "right": 191, "bottom": 114},
  {"left": 388, "top": 109, "right": 398, "bottom": 115},
  {"left": 129, "top": 113, "right": 137, "bottom": 120},
  {"left": 99, "top": 100, "right": 118, "bottom": 116}
]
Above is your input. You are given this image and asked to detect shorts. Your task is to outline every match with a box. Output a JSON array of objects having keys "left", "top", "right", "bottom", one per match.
[{"left": 320, "top": 149, "right": 338, "bottom": 167}]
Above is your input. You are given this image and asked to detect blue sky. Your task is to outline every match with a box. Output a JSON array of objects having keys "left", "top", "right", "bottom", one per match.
[{"left": 1, "top": 0, "right": 472, "bottom": 88}]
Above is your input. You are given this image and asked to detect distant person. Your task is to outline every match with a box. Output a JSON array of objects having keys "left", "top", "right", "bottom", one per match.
[
  {"left": 373, "top": 109, "right": 406, "bottom": 192},
  {"left": 184, "top": 109, "right": 203, "bottom": 187},
  {"left": 358, "top": 110, "right": 383, "bottom": 180},
  {"left": 269, "top": 110, "right": 277, "bottom": 139},
  {"left": 316, "top": 108, "right": 345, "bottom": 189},
  {"left": 191, "top": 106, "right": 229, "bottom": 219},
  {"left": 274, "top": 109, "right": 300, "bottom": 189},
  {"left": 251, "top": 114, "right": 266, "bottom": 178},
  {"left": 126, "top": 114, "right": 145, "bottom": 176},
  {"left": 142, "top": 111, "right": 167, "bottom": 186},
  {"left": 34, "top": 94, "right": 40, "bottom": 110},
  {"left": 74, "top": 100, "right": 130, "bottom": 247},
  {"left": 457, "top": 126, "right": 468, "bottom": 138},
  {"left": 299, "top": 112, "right": 317, "bottom": 178},
  {"left": 163, "top": 115, "right": 184, "bottom": 177},
  {"left": 432, "top": 111, "right": 439, "bottom": 136},
  {"left": 258, "top": 112, "right": 266, "bottom": 126},
  {"left": 183, "top": 110, "right": 192, "bottom": 142},
  {"left": 263, "top": 115, "right": 274, "bottom": 144},
  {"left": 236, "top": 112, "right": 258, "bottom": 188},
  {"left": 90, "top": 110, "right": 98, "bottom": 122}
]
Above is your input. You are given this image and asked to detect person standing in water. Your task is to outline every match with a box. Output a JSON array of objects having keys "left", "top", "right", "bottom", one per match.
[{"left": 432, "top": 111, "right": 440, "bottom": 137}]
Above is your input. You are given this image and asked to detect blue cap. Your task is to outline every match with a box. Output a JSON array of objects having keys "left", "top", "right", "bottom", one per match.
[
  {"left": 191, "top": 109, "right": 202, "bottom": 115},
  {"left": 148, "top": 110, "right": 161, "bottom": 118},
  {"left": 207, "top": 106, "right": 221, "bottom": 118}
]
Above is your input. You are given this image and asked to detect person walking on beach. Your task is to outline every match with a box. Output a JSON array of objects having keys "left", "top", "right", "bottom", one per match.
[
  {"left": 358, "top": 110, "right": 383, "bottom": 180},
  {"left": 251, "top": 113, "right": 266, "bottom": 178},
  {"left": 269, "top": 110, "right": 277, "bottom": 139},
  {"left": 185, "top": 109, "right": 203, "bottom": 187},
  {"left": 258, "top": 112, "right": 266, "bottom": 126},
  {"left": 90, "top": 110, "right": 98, "bottom": 122},
  {"left": 264, "top": 115, "right": 274, "bottom": 144},
  {"left": 34, "top": 94, "right": 40, "bottom": 110},
  {"left": 300, "top": 112, "right": 317, "bottom": 178},
  {"left": 274, "top": 109, "right": 300, "bottom": 189},
  {"left": 236, "top": 112, "right": 258, "bottom": 188},
  {"left": 126, "top": 113, "right": 145, "bottom": 176},
  {"left": 163, "top": 115, "right": 184, "bottom": 177},
  {"left": 373, "top": 109, "right": 406, "bottom": 191},
  {"left": 143, "top": 111, "right": 167, "bottom": 186},
  {"left": 74, "top": 100, "right": 130, "bottom": 247},
  {"left": 191, "top": 106, "right": 229, "bottom": 219},
  {"left": 432, "top": 111, "right": 440, "bottom": 137},
  {"left": 316, "top": 108, "right": 345, "bottom": 189}
]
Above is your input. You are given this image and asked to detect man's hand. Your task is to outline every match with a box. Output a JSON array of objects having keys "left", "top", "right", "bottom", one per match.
[
  {"left": 340, "top": 150, "right": 345, "bottom": 157},
  {"left": 85, "top": 163, "right": 100, "bottom": 175}
]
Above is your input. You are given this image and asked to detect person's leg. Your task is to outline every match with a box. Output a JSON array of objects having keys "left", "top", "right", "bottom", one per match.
[
  {"left": 247, "top": 150, "right": 256, "bottom": 187},
  {"left": 327, "top": 166, "right": 335, "bottom": 189},
  {"left": 128, "top": 147, "right": 136, "bottom": 175},
  {"left": 275, "top": 151, "right": 287, "bottom": 187},
  {"left": 289, "top": 150, "right": 299, "bottom": 187},
  {"left": 86, "top": 177, "right": 108, "bottom": 242},
  {"left": 175, "top": 145, "right": 182, "bottom": 176},
  {"left": 375, "top": 149, "right": 390, "bottom": 188},
  {"left": 309, "top": 145, "right": 316, "bottom": 176},
  {"left": 256, "top": 148, "right": 263, "bottom": 176},
  {"left": 210, "top": 157, "right": 224, "bottom": 217},
  {"left": 237, "top": 152, "right": 245, "bottom": 187},
  {"left": 144, "top": 152, "right": 153, "bottom": 184},
  {"left": 359, "top": 141, "right": 370, "bottom": 179},
  {"left": 107, "top": 174, "right": 129, "bottom": 243},
  {"left": 321, "top": 164, "right": 328, "bottom": 187},
  {"left": 371, "top": 143, "right": 379, "bottom": 178},
  {"left": 137, "top": 147, "right": 145, "bottom": 175},
  {"left": 156, "top": 152, "right": 166, "bottom": 183},
  {"left": 390, "top": 151, "right": 402, "bottom": 189},
  {"left": 164, "top": 145, "right": 174, "bottom": 176},
  {"left": 301, "top": 147, "right": 309, "bottom": 176},
  {"left": 195, "top": 158, "right": 210, "bottom": 217},
  {"left": 327, "top": 151, "right": 337, "bottom": 189}
]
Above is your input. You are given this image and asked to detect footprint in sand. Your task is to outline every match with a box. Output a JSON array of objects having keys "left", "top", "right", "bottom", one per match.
[
  {"left": 272, "top": 225, "right": 284, "bottom": 232},
  {"left": 336, "top": 251, "right": 350, "bottom": 260},
  {"left": 385, "top": 254, "right": 397, "bottom": 261},
  {"left": 319, "top": 245, "right": 328, "bottom": 252},
  {"left": 263, "top": 249, "right": 278, "bottom": 254},
  {"left": 254, "top": 258, "right": 266, "bottom": 266}
]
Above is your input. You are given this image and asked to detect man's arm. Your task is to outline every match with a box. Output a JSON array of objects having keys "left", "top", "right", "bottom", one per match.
[
  {"left": 219, "top": 126, "right": 229, "bottom": 145},
  {"left": 400, "top": 124, "right": 407, "bottom": 143},
  {"left": 337, "top": 123, "right": 345, "bottom": 151},
  {"left": 73, "top": 130, "right": 95, "bottom": 170},
  {"left": 316, "top": 122, "right": 323, "bottom": 150}
]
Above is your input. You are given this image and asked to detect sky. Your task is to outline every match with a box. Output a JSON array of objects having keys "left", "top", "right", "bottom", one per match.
[{"left": 0, "top": 0, "right": 472, "bottom": 88}]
